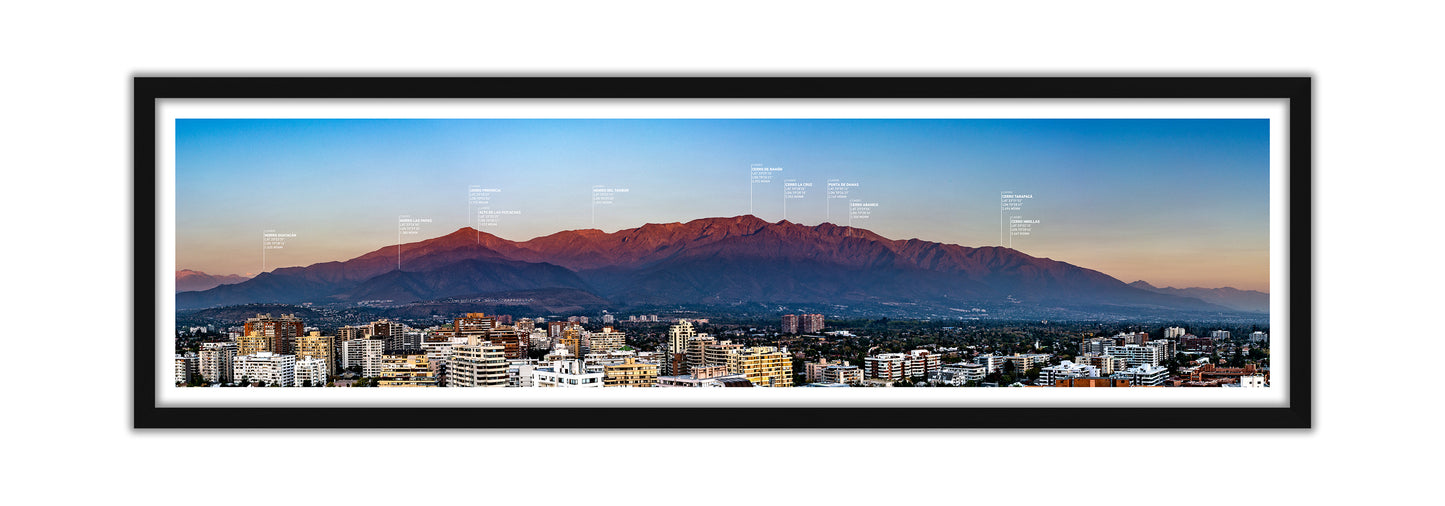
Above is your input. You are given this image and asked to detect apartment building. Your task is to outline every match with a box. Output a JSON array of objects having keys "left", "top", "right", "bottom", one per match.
[
  {"left": 175, "top": 352, "right": 198, "bottom": 384},
  {"left": 587, "top": 326, "right": 627, "bottom": 354},
  {"left": 726, "top": 346, "right": 793, "bottom": 387},
  {"left": 603, "top": 357, "right": 658, "bottom": 387},
  {"left": 928, "top": 362, "right": 986, "bottom": 386},
  {"left": 341, "top": 339, "right": 385, "bottom": 377},
  {"left": 243, "top": 313, "right": 304, "bottom": 355},
  {"left": 378, "top": 353, "right": 437, "bottom": 387},
  {"left": 233, "top": 352, "right": 295, "bottom": 387},
  {"left": 199, "top": 341, "right": 236, "bottom": 384},
  {"left": 1104, "top": 345, "right": 1163, "bottom": 367},
  {"left": 293, "top": 331, "right": 334, "bottom": 377},
  {"left": 533, "top": 360, "right": 604, "bottom": 388},
  {"left": 448, "top": 338, "right": 507, "bottom": 387},
  {"left": 1038, "top": 361, "right": 1102, "bottom": 385},
  {"left": 295, "top": 356, "right": 328, "bottom": 387},
  {"left": 1111, "top": 364, "right": 1169, "bottom": 386}
]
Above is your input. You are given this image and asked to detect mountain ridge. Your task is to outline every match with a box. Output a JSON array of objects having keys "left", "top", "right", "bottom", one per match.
[
  {"left": 175, "top": 269, "right": 252, "bottom": 293},
  {"left": 177, "top": 216, "right": 1240, "bottom": 315},
  {"left": 1127, "top": 280, "right": 1269, "bottom": 313}
]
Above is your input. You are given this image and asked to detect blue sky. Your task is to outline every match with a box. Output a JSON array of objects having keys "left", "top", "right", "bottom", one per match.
[{"left": 176, "top": 118, "right": 1270, "bottom": 291}]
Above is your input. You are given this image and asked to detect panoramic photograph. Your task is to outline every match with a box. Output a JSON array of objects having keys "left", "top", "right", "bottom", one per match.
[{"left": 171, "top": 118, "right": 1272, "bottom": 390}]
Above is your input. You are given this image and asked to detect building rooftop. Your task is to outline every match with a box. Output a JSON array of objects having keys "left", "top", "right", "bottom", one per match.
[{"left": 716, "top": 378, "right": 755, "bottom": 388}]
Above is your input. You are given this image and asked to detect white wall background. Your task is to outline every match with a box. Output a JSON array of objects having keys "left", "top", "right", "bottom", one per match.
[{"left": 2, "top": 1, "right": 1436, "bottom": 504}]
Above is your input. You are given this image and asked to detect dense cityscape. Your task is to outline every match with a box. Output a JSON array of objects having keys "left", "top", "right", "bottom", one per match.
[{"left": 174, "top": 310, "right": 1269, "bottom": 389}]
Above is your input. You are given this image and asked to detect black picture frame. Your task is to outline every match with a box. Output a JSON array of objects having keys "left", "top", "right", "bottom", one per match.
[{"left": 135, "top": 76, "right": 1311, "bottom": 429}]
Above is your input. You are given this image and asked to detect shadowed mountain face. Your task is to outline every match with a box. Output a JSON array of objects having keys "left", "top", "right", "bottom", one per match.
[{"left": 177, "top": 215, "right": 1230, "bottom": 313}]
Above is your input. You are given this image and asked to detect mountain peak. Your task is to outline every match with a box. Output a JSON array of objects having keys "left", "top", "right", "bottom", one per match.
[
  {"left": 700, "top": 214, "right": 769, "bottom": 226},
  {"left": 442, "top": 226, "right": 488, "bottom": 239}
]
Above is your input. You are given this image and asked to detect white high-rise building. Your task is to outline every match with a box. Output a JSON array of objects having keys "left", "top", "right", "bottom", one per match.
[
  {"left": 507, "top": 359, "right": 539, "bottom": 388},
  {"left": 233, "top": 352, "right": 296, "bottom": 387},
  {"left": 865, "top": 354, "right": 910, "bottom": 381},
  {"left": 295, "top": 356, "right": 328, "bottom": 387},
  {"left": 929, "top": 362, "right": 987, "bottom": 386},
  {"left": 1104, "top": 345, "right": 1163, "bottom": 367},
  {"left": 907, "top": 349, "right": 941, "bottom": 378},
  {"left": 865, "top": 349, "right": 940, "bottom": 380},
  {"left": 1210, "top": 330, "right": 1232, "bottom": 340},
  {"left": 342, "top": 339, "right": 385, "bottom": 377},
  {"left": 1165, "top": 327, "right": 1187, "bottom": 339},
  {"left": 1250, "top": 331, "right": 1268, "bottom": 343},
  {"left": 532, "top": 359, "right": 604, "bottom": 388},
  {"left": 1039, "top": 361, "right": 1101, "bottom": 384},
  {"left": 1111, "top": 364, "right": 1169, "bottom": 386}
]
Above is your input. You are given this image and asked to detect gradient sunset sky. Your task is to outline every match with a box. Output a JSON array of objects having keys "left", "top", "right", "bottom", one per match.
[{"left": 175, "top": 118, "right": 1270, "bottom": 291}]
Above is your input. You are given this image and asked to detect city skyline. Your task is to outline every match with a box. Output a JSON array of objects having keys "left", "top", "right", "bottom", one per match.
[
  {"left": 176, "top": 312, "right": 1269, "bottom": 389},
  {"left": 176, "top": 118, "right": 1270, "bottom": 291}
]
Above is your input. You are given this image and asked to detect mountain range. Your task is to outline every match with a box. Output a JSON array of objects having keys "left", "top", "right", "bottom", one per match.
[
  {"left": 1127, "top": 280, "right": 1269, "bottom": 313},
  {"left": 175, "top": 269, "right": 251, "bottom": 293},
  {"left": 177, "top": 215, "right": 1248, "bottom": 315}
]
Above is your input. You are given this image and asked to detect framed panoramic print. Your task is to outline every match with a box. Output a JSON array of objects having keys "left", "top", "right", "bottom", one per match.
[{"left": 134, "top": 77, "right": 1311, "bottom": 428}]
